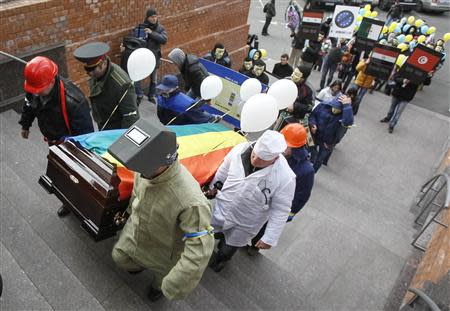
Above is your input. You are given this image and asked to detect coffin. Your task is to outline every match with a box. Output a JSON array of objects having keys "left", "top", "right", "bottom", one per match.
[
  {"left": 39, "top": 141, "right": 129, "bottom": 241},
  {"left": 39, "top": 124, "right": 247, "bottom": 241}
]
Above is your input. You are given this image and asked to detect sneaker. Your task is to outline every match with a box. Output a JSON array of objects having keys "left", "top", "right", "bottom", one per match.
[
  {"left": 208, "top": 252, "right": 226, "bottom": 272},
  {"left": 388, "top": 127, "right": 394, "bottom": 133},
  {"left": 247, "top": 245, "right": 260, "bottom": 257},
  {"left": 379, "top": 117, "right": 389, "bottom": 123},
  {"left": 147, "top": 286, "right": 163, "bottom": 302}
]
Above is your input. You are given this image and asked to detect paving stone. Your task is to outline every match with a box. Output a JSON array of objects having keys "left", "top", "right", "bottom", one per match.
[
  {"left": 0, "top": 242, "right": 52, "bottom": 311},
  {"left": 0, "top": 194, "right": 103, "bottom": 310}
]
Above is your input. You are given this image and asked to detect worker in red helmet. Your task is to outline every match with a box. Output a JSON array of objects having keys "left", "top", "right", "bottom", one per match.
[
  {"left": 19, "top": 56, "right": 94, "bottom": 216},
  {"left": 247, "top": 123, "right": 315, "bottom": 256}
]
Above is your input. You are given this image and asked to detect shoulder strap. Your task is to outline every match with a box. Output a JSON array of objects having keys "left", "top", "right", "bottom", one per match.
[{"left": 59, "top": 80, "right": 72, "bottom": 135}]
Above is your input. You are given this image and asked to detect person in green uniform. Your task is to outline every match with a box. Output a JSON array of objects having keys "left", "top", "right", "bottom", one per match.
[
  {"left": 74, "top": 42, "right": 139, "bottom": 130},
  {"left": 109, "top": 119, "right": 214, "bottom": 302}
]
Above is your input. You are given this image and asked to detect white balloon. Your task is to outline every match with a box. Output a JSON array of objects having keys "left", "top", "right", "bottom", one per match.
[
  {"left": 240, "top": 78, "right": 262, "bottom": 101},
  {"left": 127, "top": 48, "right": 156, "bottom": 82},
  {"left": 200, "top": 75, "right": 223, "bottom": 100},
  {"left": 240, "top": 93, "right": 278, "bottom": 132},
  {"left": 267, "top": 79, "right": 298, "bottom": 110}
]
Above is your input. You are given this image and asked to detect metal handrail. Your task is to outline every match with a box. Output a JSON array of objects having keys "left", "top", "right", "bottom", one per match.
[{"left": 408, "top": 287, "right": 441, "bottom": 311}]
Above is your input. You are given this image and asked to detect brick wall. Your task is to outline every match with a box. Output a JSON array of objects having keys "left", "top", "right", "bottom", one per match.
[{"left": 0, "top": 0, "right": 250, "bottom": 95}]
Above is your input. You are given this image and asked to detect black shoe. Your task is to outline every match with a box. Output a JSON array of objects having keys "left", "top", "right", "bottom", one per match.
[
  {"left": 380, "top": 117, "right": 389, "bottom": 123},
  {"left": 208, "top": 253, "right": 226, "bottom": 272},
  {"left": 147, "top": 286, "right": 163, "bottom": 302},
  {"left": 136, "top": 95, "right": 143, "bottom": 106},
  {"left": 261, "top": 32, "right": 268, "bottom": 36},
  {"left": 128, "top": 269, "right": 144, "bottom": 275},
  {"left": 247, "top": 245, "right": 260, "bottom": 257},
  {"left": 57, "top": 206, "right": 70, "bottom": 217},
  {"left": 388, "top": 127, "right": 394, "bottom": 133}
]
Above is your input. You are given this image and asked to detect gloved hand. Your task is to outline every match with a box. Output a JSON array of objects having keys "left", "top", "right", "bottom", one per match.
[{"left": 287, "top": 212, "right": 296, "bottom": 222}]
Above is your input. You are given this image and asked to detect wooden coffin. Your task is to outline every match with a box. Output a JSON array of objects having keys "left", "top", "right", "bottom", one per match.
[{"left": 39, "top": 140, "right": 129, "bottom": 241}]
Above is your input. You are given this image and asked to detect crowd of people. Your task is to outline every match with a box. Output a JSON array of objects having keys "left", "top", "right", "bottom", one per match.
[{"left": 16, "top": 2, "right": 448, "bottom": 304}]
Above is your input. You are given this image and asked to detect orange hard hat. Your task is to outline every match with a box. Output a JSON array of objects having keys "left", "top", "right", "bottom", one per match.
[
  {"left": 280, "top": 123, "right": 307, "bottom": 148},
  {"left": 24, "top": 56, "right": 58, "bottom": 94}
]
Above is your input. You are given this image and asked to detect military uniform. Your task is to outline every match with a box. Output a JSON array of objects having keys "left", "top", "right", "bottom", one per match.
[
  {"left": 112, "top": 160, "right": 214, "bottom": 300},
  {"left": 74, "top": 42, "right": 139, "bottom": 130}
]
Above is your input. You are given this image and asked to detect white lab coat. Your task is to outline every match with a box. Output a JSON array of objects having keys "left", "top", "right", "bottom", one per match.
[{"left": 210, "top": 142, "right": 296, "bottom": 247}]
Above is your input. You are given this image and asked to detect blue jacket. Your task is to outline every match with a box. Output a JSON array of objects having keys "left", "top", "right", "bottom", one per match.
[
  {"left": 287, "top": 147, "right": 315, "bottom": 215},
  {"left": 308, "top": 97, "right": 354, "bottom": 145},
  {"left": 156, "top": 91, "right": 211, "bottom": 125}
]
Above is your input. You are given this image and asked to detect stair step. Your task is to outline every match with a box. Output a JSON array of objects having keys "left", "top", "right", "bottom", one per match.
[{"left": 0, "top": 193, "right": 104, "bottom": 310}]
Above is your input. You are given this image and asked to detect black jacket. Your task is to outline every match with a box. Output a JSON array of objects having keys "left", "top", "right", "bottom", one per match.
[
  {"left": 301, "top": 40, "right": 322, "bottom": 63},
  {"left": 142, "top": 21, "right": 167, "bottom": 67},
  {"left": 388, "top": 4, "right": 403, "bottom": 19},
  {"left": 19, "top": 77, "right": 94, "bottom": 141},
  {"left": 203, "top": 49, "right": 232, "bottom": 68},
  {"left": 292, "top": 81, "right": 314, "bottom": 119},
  {"left": 181, "top": 54, "right": 209, "bottom": 98},
  {"left": 392, "top": 77, "right": 419, "bottom": 102},
  {"left": 326, "top": 47, "right": 344, "bottom": 64},
  {"left": 263, "top": 2, "right": 276, "bottom": 17},
  {"left": 272, "top": 63, "right": 293, "bottom": 79},
  {"left": 251, "top": 71, "right": 270, "bottom": 85}
]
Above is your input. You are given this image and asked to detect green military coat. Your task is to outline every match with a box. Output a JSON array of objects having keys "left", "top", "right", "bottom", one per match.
[
  {"left": 88, "top": 59, "right": 139, "bottom": 130},
  {"left": 113, "top": 160, "right": 214, "bottom": 300}
]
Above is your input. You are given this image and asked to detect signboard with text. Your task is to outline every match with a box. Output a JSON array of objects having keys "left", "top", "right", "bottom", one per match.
[
  {"left": 354, "top": 17, "right": 385, "bottom": 53},
  {"left": 365, "top": 44, "right": 401, "bottom": 80},
  {"left": 199, "top": 58, "right": 268, "bottom": 128},
  {"left": 299, "top": 10, "right": 325, "bottom": 40},
  {"left": 396, "top": 44, "right": 443, "bottom": 84},
  {"left": 329, "top": 5, "right": 360, "bottom": 39}
]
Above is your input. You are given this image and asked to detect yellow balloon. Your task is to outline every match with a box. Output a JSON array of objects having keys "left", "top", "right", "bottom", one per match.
[
  {"left": 356, "top": 15, "right": 363, "bottom": 22},
  {"left": 444, "top": 33, "right": 450, "bottom": 42},
  {"left": 417, "top": 35, "right": 426, "bottom": 43},
  {"left": 382, "top": 25, "right": 388, "bottom": 34},
  {"left": 397, "top": 43, "right": 409, "bottom": 52},
  {"left": 364, "top": 4, "right": 371, "bottom": 11},
  {"left": 260, "top": 48, "right": 267, "bottom": 59},
  {"left": 427, "top": 26, "right": 436, "bottom": 35},
  {"left": 405, "top": 34, "right": 413, "bottom": 42},
  {"left": 414, "top": 19, "right": 423, "bottom": 27},
  {"left": 407, "top": 16, "right": 415, "bottom": 25},
  {"left": 388, "top": 22, "right": 398, "bottom": 33},
  {"left": 370, "top": 11, "right": 378, "bottom": 18},
  {"left": 396, "top": 54, "right": 407, "bottom": 67},
  {"left": 364, "top": 10, "right": 371, "bottom": 17}
]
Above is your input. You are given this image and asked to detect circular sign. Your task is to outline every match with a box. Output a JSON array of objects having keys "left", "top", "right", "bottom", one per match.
[
  {"left": 335, "top": 10, "right": 355, "bottom": 28},
  {"left": 418, "top": 56, "right": 428, "bottom": 65}
]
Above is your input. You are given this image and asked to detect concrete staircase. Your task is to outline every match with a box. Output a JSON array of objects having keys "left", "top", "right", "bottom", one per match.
[{"left": 0, "top": 106, "right": 313, "bottom": 310}]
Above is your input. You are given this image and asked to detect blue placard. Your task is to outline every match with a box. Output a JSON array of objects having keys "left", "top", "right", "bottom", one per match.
[{"left": 199, "top": 58, "right": 268, "bottom": 128}]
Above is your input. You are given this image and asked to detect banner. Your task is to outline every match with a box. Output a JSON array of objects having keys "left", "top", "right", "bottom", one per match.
[
  {"left": 298, "top": 10, "right": 324, "bottom": 40},
  {"left": 199, "top": 58, "right": 268, "bottom": 128},
  {"left": 396, "top": 44, "right": 443, "bottom": 84},
  {"left": 365, "top": 44, "right": 401, "bottom": 80},
  {"left": 354, "top": 17, "right": 385, "bottom": 53},
  {"left": 329, "top": 5, "right": 360, "bottom": 39}
]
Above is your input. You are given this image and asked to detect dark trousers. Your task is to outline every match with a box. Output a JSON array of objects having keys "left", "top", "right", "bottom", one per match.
[
  {"left": 320, "top": 58, "right": 338, "bottom": 89},
  {"left": 214, "top": 232, "right": 239, "bottom": 263},
  {"left": 310, "top": 141, "right": 333, "bottom": 172},
  {"left": 251, "top": 222, "right": 268, "bottom": 246},
  {"left": 135, "top": 69, "right": 158, "bottom": 98},
  {"left": 262, "top": 16, "right": 272, "bottom": 34}
]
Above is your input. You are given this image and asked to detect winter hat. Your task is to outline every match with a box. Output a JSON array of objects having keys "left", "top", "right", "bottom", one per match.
[
  {"left": 146, "top": 8, "right": 157, "bottom": 17},
  {"left": 253, "top": 130, "right": 287, "bottom": 161},
  {"left": 168, "top": 48, "right": 186, "bottom": 68}
]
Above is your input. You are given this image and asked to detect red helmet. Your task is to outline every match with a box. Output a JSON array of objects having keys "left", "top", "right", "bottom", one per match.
[
  {"left": 24, "top": 56, "right": 58, "bottom": 94},
  {"left": 280, "top": 123, "right": 307, "bottom": 148}
]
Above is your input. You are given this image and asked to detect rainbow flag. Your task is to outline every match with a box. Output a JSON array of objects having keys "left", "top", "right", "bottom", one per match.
[{"left": 69, "top": 123, "right": 246, "bottom": 200}]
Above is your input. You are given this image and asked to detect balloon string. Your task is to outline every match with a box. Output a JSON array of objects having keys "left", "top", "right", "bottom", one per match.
[{"left": 166, "top": 99, "right": 202, "bottom": 125}]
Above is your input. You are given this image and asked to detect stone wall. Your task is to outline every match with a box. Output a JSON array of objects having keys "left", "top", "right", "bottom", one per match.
[{"left": 0, "top": 0, "right": 250, "bottom": 104}]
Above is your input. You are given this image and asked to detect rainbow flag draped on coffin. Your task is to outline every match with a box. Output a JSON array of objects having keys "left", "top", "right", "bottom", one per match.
[{"left": 68, "top": 123, "right": 246, "bottom": 201}]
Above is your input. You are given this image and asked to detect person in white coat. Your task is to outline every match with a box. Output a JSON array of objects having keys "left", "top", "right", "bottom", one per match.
[{"left": 206, "top": 130, "right": 296, "bottom": 272}]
